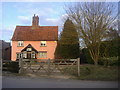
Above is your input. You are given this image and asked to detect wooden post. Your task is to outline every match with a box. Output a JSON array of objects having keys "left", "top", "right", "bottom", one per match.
[
  {"left": 47, "top": 58, "right": 50, "bottom": 76},
  {"left": 19, "top": 58, "right": 23, "bottom": 74},
  {"left": 77, "top": 58, "right": 80, "bottom": 76}
]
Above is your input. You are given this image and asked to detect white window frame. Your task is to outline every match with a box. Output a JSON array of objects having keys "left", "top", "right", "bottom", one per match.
[
  {"left": 38, "top": 52, "right": 47, "bottom": 58},
  {"left": 16, "top": 53, "right": 19, "bottom": 59},
  {"left": 23, "top": 52, "right": 27, "bottom": 59},
  {"left": 27, "top": 48, "right": 32, "bottom": 51},
  {"left": 18, "top": 41, "right": 24, "bottom": 47},
  {"left": 31, "top": 52, "right": 36, "bottom": 59},
  {"left": 16, "top": 53, "right": 23, "bottom": 59},
  {"left": 40, "top": 41, "right": 46, "bottom": 47}
]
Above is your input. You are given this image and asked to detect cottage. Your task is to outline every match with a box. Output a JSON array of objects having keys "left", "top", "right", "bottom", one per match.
[{"left": 11, "top": 14, "right": 58, "bottom": 61}]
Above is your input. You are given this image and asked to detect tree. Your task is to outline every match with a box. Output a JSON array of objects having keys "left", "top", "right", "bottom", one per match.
[
  {"left": 99, "top": 29, "right": 120, "bottom": 58},
  {"left": 65, "top": 2, "right": 117, "bottom": 65},
  {"left": 106, "top": 28, "right": 119, "bottom": 41},
  {"left": 55, "top": 18, "right": 80, "bottom": 59}
]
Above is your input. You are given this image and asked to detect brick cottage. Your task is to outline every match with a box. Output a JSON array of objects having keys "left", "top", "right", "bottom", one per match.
[{"left": 11, "top": 14, "right": 58, "bottom": 61}]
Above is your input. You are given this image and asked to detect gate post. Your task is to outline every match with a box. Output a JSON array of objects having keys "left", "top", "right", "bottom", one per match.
[
  {"left": 19, "top": 58, "right": 23, "bottom": 74},
  {"left": 47, "top": 58, "right": 51, "bottom": 76},
  {"left": 77, "top": 58, "right": 80, "bottom": 76}
]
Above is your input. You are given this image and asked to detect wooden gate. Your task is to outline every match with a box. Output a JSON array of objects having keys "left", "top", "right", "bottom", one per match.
[{"left": 19, "top": 58, "right": 80, "bottom": 76}]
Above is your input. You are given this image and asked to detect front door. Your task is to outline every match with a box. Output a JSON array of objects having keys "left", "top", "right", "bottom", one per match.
[{"left": 27, "top": 52, "right": 32, "bottom": 59}]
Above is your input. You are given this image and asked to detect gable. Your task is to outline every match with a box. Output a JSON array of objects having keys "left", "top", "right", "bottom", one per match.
[{"left": 21, "top": 44, "right": 38, "bottom": 53}]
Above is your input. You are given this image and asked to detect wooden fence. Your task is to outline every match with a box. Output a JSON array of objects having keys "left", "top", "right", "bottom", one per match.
[
  {"left": 2, "top": 58, "right": 80, "bottom": 76},
  {"left": 19, "top": 58, "right": 80, "bottom": 76}
]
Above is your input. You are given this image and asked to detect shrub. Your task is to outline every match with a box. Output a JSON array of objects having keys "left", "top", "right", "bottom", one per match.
[
  {"left": 54, "top": 19, "right": 80, "bottom": 59},
  {"left": 3, "top": 61, "right": 19, "bottom": 73},
  {"left": 98, "top": 57, "right": 119, "bottom": 66}
]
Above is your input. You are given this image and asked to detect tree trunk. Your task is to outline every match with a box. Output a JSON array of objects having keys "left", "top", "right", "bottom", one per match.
[
  {"left": 89, "top": 49, "right": 99, "bottom": 66},
  {"left": 94, "top": 61, "right": 98, "bottom": 66}
]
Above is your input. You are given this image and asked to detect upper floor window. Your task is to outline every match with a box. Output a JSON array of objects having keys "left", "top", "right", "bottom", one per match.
[
  {"left": 18, "top": 41, "right": 24, "bottom": 47},
  {"left": 40, "top": 41, "right": 46, "bottom": 47}
]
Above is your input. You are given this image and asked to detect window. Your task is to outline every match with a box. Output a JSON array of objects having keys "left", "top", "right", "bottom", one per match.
[
  {"left": 23, "top": 52, "right": 27, "bottom": 58},
  {"left": 38, "top": 52, "right": 47, "bottom": 58},
  {"left": 27, "top": 48, "right": 32, "bottom": 51},
  {"left": 18, "top": 41, "right": 24, "bottom": 47},
  {"left": 31, "top": 52, "right": 35, "bottom": 58},
  {"left": 16, "top": 53, "right": 23, "bottom": 59},
  {"left": 16, "top": 53, "right": 19, "bottom": 59},
  {"left": 40, "top": 41, "right": 46, "bottom": 47}
]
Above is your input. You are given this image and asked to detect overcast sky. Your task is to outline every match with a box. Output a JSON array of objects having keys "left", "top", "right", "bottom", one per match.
[{"left": 0, "top": 0, "right": 119, "bottom": 42}]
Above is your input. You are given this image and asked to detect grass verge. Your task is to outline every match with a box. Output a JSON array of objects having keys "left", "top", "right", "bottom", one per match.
[{"left": 63, "top": 64, "right": 118, "bottom": 81}]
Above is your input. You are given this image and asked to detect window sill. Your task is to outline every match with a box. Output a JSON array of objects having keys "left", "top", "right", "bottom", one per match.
[
  {"left": 17, "top": 46, "right": 24, "bottom": 47},
  {"left": 40, "top": 46, "right": 47, "bottom": 47}
]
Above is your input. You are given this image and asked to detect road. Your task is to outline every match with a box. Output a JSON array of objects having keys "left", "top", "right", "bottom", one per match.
[{"left": 2, "top": 76, "right": 118, "bottom": 88}]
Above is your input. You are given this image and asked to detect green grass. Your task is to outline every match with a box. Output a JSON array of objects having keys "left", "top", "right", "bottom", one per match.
[{"left": 64, "top": 64, "right": 118, "bottom": 81}]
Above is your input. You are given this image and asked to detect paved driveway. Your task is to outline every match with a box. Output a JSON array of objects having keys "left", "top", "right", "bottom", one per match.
[{"left": 2, "top": 76, "right": 118, "bottom": 88}]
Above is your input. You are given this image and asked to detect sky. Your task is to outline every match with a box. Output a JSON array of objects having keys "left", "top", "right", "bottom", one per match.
[
  {"left": 1, "top": 2, "right": 68, "bottom": 42},
  {"left": 0, "top": 0, "right": 119, "bottom": 42}
]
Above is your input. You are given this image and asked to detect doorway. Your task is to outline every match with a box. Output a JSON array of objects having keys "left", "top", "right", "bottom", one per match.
[{"left": 27, "top": 52, "right": 32, "bottom": 59}]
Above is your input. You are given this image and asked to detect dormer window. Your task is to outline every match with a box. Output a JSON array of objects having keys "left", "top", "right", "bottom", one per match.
[
  {"left": 18, "top": 41, "right": 24, "bottom": 47},
  {"left": 40, "top": 41, "right": 46, "bottom": 47}
]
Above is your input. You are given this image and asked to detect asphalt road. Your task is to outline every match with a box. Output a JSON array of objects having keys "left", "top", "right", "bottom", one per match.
[{"left": 2, "top": 76, "right": 118, "bottom": 88}]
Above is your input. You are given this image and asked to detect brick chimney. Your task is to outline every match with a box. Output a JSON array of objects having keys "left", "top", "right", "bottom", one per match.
[{"left": 32, "top": 14, "right": 39, "bottom": 26}]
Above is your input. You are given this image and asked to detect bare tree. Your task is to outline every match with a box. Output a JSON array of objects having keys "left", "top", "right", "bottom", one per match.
[{"left": 65, "top": 2, "right": 117, "bottom": 65}]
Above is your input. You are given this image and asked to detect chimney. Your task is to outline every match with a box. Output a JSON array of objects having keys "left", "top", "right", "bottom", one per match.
[{"left": 32, "top": 14, "right": 39, "bottom": 26}]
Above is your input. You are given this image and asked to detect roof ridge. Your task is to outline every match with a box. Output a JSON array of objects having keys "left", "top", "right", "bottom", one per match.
[{"left": 16, "top": 25, "right": 58, "bottom": 27}]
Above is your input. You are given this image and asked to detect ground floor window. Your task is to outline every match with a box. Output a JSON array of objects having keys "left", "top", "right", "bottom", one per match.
[
  {"left": 22, "top": 51, "right": 36, "bottom": 59},
  {"left": 23, "top": 52, "right": 27, "bottom": 59},
  {"left": 16, "top": 53, "right": 22, "bottom": 59},
  {"left": 38, "top": 52, "right": 47, "bottom": 58},
  {"left": 31, "top": 52, "right": 36, "bottom": 59}
]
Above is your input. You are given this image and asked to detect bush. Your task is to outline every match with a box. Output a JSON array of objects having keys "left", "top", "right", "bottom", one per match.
[
  {"left": 98, "top": 57, "right": 119, "bottom": 66},
  {"left": 3, "top": 61, "right": 19, "bottom": 73}
]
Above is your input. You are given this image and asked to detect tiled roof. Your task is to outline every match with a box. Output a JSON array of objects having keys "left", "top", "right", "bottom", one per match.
[{"left": 12, "top": 26, "right": 58, "bottom": 41}]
